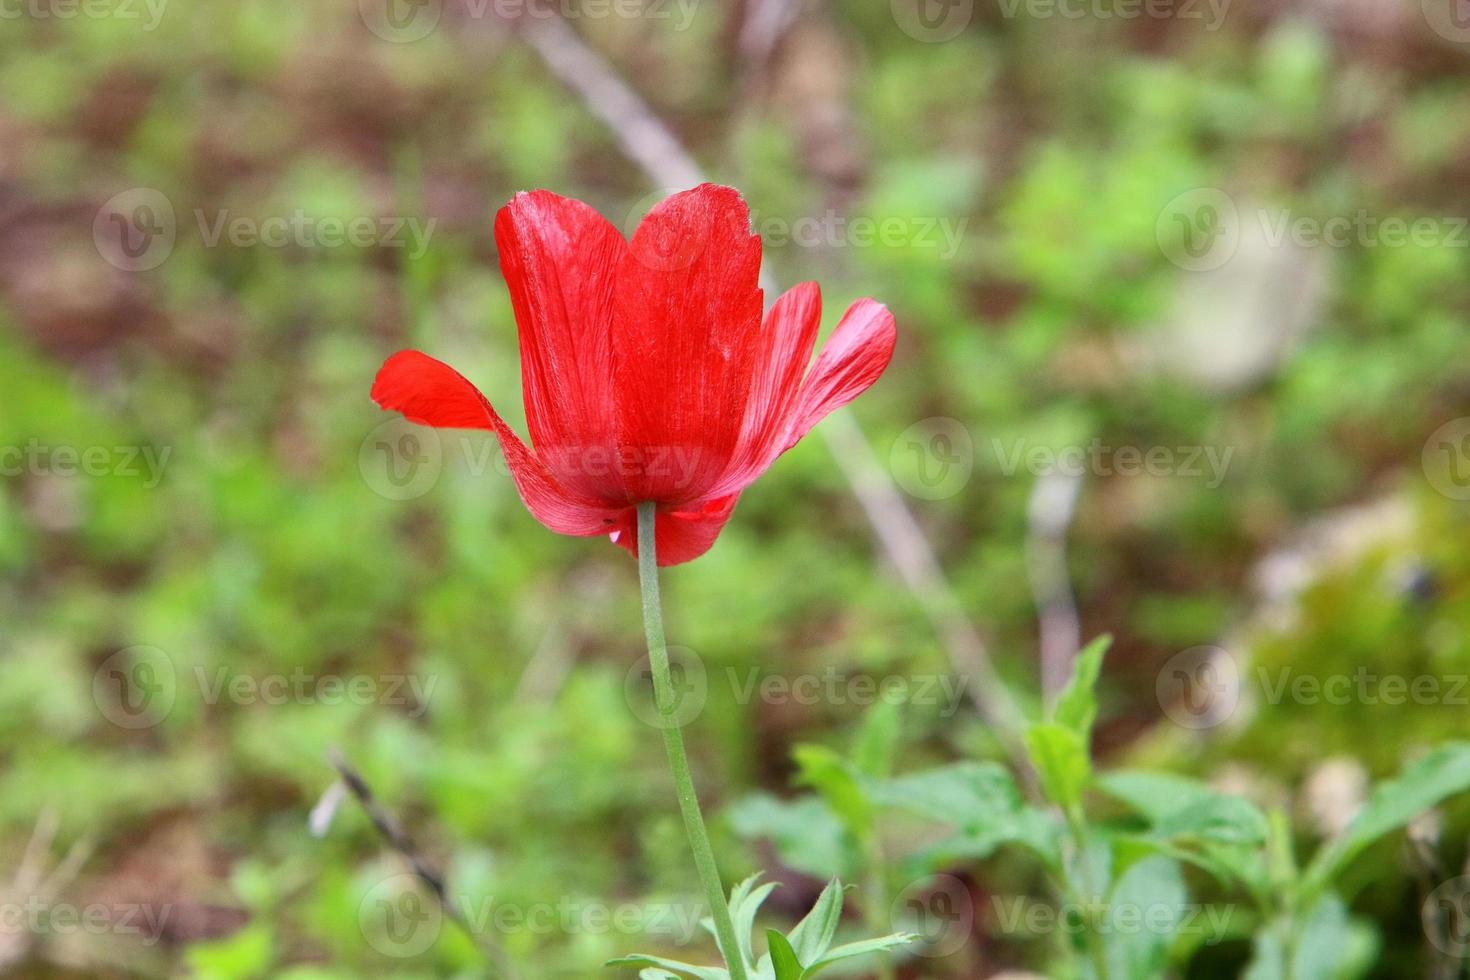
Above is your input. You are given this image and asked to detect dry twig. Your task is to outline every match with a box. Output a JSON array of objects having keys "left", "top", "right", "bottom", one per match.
[{"left": 319, "top": 749, "right": 519, "bottom": 978}]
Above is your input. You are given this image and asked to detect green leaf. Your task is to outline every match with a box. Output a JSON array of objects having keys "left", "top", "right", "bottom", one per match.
[
  {"left": 1288, "top": 893, "right": 1378, "bottom": 980},
  {"left": 805, "top": 933, "right": 918, "bottom": 975},
  {"left": 794, "top": 745, "right": 874, "bottom": 837},
  {"left": 1156, "top": 796, "right": 1270, "bottom": 845},
  {"left": 1304, "top": 742, "right": 1470, "bottom": 894},
  {"left": 184, "top": 923, "right": 275, "bottom": 979},
  {"left": 850, "top": 700, "right": 902, "bottom": 779},
  {"left": 1099, "top": 771, "right": 1268, "bottom": 845},
  {"left": 1099, "top": 770, "right": 1271, "bottom": 898},
  {"left": 720, "top": 874, "right": 777, "bottom": 970},
  {"left": 1113, "top": 834, "right": 1268, "bottom": 902},
  {"left": 872, "top": 762, "right": 1063, "bottom": 869},
  {"left": 727, "top": 794, "right": 850, "bottom": 880},
  {"left": 1243, "top": 897, "right": 1383, "bottom": 980},
  {"left": 735, "top": 875, "right": 782, "bottom": 963},
  {"left": 605, "top": 954, "right": 727, "bottom": 979},
  {"left": 1104, "top": 856, "right": 1185, "bottom": 980},
  {"left": 766, "top": 930, "right": 804, "bottom": 980},
  {"left": 785, "top": 879, "right": 844, "bottom": 965},
  {"left": 1241, "top": 927, "right": 1287, "bottom": 980},
  {"left": 1053, "top": 634, "right": 1112, "bottom": 738},
  {"left": 1025, "top": 636, "right": 1110, "bottom": 811},
  {"left": 871, "top": 761, "right": 1020, "bottom": 824},
  {"left": 1025, "top": 722, "right": 1090, "bottom": 810}
]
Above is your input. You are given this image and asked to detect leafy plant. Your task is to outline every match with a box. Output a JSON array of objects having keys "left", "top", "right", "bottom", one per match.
[
  {"left": 733, "top": 636, "right": 1470, "bottom": 979},
  {"left": 609, "top": 876, "right": 915, "bottom": 979}
]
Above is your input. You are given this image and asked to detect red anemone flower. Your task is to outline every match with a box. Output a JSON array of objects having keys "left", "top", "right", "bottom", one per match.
[{"left": 371, "top": 183, "right": 896, "bottom": 565}]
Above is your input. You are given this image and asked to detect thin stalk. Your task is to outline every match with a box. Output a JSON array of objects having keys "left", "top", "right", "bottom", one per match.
[
  {"left": 636, "top": 502, "right": 749, "bottom": 980},
  {"left": 860, "top": 833, "right": 895, "bottom": 980},
  {"left": 1064, "top": 804, "right": 1109, "bottom": 980}
]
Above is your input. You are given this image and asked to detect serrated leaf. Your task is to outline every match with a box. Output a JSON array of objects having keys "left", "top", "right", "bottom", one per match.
[
  {"left": 1053, "top": 634, "right": 1112, "bottom": 738},
  {"left": 766, "top": 930, "right": 803, "bottom": 980},
  {"left": 785, "top": 879, "right": 844, "bottom": 964},
  {"left": 1157, "top": 796, "right": 1270, "bottom": 845},
  {"left": 871, "top": 761, "right": 1021, "bottom": 823},
  {"left": 1114, "top": 833, "right": 1268, "bottom": 901},
  {"left": 1099, "top": 769, "right": 1271, "bottom": 900},
  {"left": 1099, "top": 770, "right": 1268, "bottom": 845},
  {"left": 872, "top": 762, "right": 1063, "bottom": 870},
  {"left": 909, "top": 812, "right": 1065, "bottom": 875},
  {"left": 1304, "top": 742, "right": 1470, "bottom": 894}
]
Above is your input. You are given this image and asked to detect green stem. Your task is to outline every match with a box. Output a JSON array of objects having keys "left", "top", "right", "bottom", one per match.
[
  {"left": 1064, "top": 804, "right": 1109, "bottom": 980},
  {"left": 860, "top": 833, "right": 895, "bottom": 980},
  {"left": 636, "top": 502, "right": 749, "bottom": 980}
]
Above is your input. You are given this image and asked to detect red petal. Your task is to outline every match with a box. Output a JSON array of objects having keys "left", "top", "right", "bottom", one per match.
[
  {"left": 372, "top": 350, "right": 622, "bottom": 535},
  {"left": 610, "top": 495, "right": 740, "bottom": 566},
  {"left": 371, "top": 349, "right": 499, "bottom": 430},
  {"left": 612, "top": 184, "right": 764, "bottom": 503},
  {"left": 495, "top": 190, "right": 627, "bottom": 501},
  {"left": 701, "top": 295, "right": 896, "bottom": 498},
  {"left": 784, "top": 298, "right": 897, "bottom": 448},
  {"left": 703, "top": 282, "right": 823, "bottom": 497}
]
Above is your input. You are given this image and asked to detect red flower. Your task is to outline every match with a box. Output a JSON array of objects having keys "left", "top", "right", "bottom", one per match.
[{"left": 371, "top": 184, "right": 896, "bottom": 565}]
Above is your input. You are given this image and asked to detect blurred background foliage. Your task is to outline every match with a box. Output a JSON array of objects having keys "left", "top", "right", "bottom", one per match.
[{"left": 0, "top": 0, "right": 1468, "bottom": 976}]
